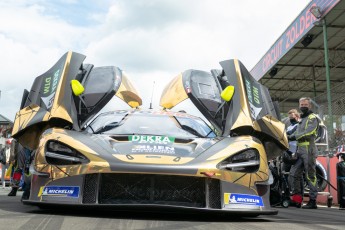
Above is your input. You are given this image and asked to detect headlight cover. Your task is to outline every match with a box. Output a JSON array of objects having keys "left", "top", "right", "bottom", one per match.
[
  {"left": 217, "top": 148, "right": 260, "bottom": 173},
  {"left": 45, "top": 141, "right": 90, "bottom": 165}
]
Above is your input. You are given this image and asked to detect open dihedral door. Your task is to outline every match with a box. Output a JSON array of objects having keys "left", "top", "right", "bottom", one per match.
[
  {"left": 12, "top": 51, "right": 142, "bottom": 150},
  {"left": 219, "top": 59, "right": 287, "bottom": 159},
  {"left": 160, "top": 59, "right": 287, "bottom": 159}
]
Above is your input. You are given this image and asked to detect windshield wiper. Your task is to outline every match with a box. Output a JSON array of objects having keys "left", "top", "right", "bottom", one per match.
[
  {"left": 173, "top": 116, "right": 207, "bottom": 138},
  {"left": 94, "top": 122, "right": 122, "bottom": 134},
  {"left": 180, "top": 125, "right": 205, "bottom": 138},
  {"left": 205, "top": 129, "right": 214, "bottom": 137},
  {"left": 93, "top": 113, "right": 129, "bottom": 134}
]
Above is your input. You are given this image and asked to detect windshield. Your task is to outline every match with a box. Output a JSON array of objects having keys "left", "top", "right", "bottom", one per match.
[
  {"left": 174, "top": 116, "right": 216, "bottom": 138},
  {"left": 87, "top": 111, "right": 216, "bottom": 138}
]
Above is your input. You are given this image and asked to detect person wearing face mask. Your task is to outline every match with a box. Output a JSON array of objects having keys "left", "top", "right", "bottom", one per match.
[
  {"left": 279, "top": 109, "right": 300, "bottom": 207},
  {"left": 282, "top": 109, "right": 300, "bottom": 170},
  {"left": 288, "top": 97, "right": 319, "bottom": 209},
  {"left": 286, "top": 109, "right": 300, "bottom": 153}
]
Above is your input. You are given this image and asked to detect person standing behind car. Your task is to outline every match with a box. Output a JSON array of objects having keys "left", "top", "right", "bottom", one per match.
[
  {"left": 0, "top": 144, "right": 4, "bottom": 187},
  {"left": 7, "top": 139, "right": 33, "bottom": 200},
  {"left": 1, "top": 139, "right": 11, "bottom": 188},
  {"left": 7, "top": 139, "right": 25, "bottom": 196},
  {"left": 283, "top": 109, "right": 301, "bottom": 206},
  {"left": 288, "top": 97, "right": 319, "bottom": 209},
  {"left": 286, "top": 109, "right": 300, "bottom": 155},
  {"left": 282, "top": 109, "right": 300, "bottom": 172}
]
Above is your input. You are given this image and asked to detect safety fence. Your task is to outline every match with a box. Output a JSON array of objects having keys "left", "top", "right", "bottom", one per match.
[{"left": 314, "top": 80, "right": 345, "bottom": 151}]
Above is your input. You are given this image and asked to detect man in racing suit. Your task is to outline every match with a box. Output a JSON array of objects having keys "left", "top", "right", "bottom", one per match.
[{"left": 288, "top": 97, "right": 319, "bottom": 209}]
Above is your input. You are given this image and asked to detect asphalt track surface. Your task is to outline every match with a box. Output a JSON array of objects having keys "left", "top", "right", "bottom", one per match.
[{"left": 0, "top": 188, "right": 343, "bottom": 230}]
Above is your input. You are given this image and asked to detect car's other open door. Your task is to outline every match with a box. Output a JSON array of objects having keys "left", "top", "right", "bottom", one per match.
[
  {"left": 160, "top": 59, "right": 287, "bottom": 159},
  {"left": 160, "top": 70, "right": 224, "bottom": 131}
]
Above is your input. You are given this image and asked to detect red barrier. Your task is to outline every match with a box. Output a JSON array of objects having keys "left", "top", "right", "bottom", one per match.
[{"left": 316, "top": 155, "right": 339, "bottom": 204}]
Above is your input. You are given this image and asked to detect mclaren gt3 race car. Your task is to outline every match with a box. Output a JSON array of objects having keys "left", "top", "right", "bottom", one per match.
[{"left": 12, "top": 51, "right": 288, "bottom": 216}]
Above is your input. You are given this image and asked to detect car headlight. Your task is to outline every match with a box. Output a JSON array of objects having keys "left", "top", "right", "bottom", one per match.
[
  {"left": 45, "top": 141, "right": 89, "bottom": 165},
  {"left": 217, "top": 149, "right": 260, "bottom": 173}
]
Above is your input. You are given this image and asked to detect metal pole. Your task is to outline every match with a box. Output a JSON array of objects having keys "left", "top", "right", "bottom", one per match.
[
  {"left": 312, "top": 65, "right": 317, "bottom": 102},
  {"left": 323, "top": 18, "right": 334, "bottom": 144}
]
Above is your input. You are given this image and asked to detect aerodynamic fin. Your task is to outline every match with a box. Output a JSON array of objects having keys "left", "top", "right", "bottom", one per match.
[{"left": 12, "top": 51, "right": 142, "bottom": 149}]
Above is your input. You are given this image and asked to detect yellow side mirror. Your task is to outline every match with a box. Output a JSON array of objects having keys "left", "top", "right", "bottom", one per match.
[
  {"left": 221, "top": 85, "right": 235, "bottom": 102},
  {"left": 71, "top": 80, "right": 85, "bottom": 96}
]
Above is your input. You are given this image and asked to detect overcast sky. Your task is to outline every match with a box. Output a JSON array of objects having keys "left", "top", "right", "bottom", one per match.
[{"left": 0, "top": 0, "right": 311, "bottom": 121}]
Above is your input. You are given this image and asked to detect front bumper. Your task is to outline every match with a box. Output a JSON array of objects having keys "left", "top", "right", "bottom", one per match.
[{"left": 24, "top": 173, "right": 277, "bottom": 216}]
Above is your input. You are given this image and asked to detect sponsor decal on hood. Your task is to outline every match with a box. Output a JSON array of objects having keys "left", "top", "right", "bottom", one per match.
[
  {"left": 129, "top": 135, "right": 175, "bottom": 145},
  {"left": 131, "top": 145, "right": 175, "bottom": 154},
  {"left": 129, "top": 135, "right": 176, "bottom": 154}
]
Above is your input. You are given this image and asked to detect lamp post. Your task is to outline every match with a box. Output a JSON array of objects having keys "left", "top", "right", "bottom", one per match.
[{"left": 310, "top": 6, "right": 334, "bottom": 145}]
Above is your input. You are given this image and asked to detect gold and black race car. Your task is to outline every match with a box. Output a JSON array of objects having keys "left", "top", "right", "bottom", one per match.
[{"left": 12, "top": 51, "right": 287, "bottom": 216}]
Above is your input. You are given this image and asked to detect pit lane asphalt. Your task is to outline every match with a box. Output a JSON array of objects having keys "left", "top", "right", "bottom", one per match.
[{"left": 0, "top": 188, "right": 343, "bottom": 230}]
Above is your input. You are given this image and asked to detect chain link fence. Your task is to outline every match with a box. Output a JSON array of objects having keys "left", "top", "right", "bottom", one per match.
[{"left": 314, "top": 80, "right": 345, "bottom": 151}]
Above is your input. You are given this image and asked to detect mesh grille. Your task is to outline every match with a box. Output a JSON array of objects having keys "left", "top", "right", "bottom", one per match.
[
  {"left": 208, "top": 179, "right": 221, "bottom": 209},
  {"left": 99, "top": 174, "right": 206, "bottom": 207},
  {"left": 83, "top": 174, "right": 98, "bottom": 204},
  {"left": 100, "top": 174, "right": 151, "bottom": 203}
]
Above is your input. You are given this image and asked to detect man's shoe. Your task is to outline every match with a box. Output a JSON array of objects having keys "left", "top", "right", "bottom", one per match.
[
  {"left": 21, "top": 190, "right": 30, "bottom": 201},
  {"left": 302, "top": 199, "right": 317, "bottom": 209},
  {"left": 7, "top": 187, "right": 18, "bottom": 196},
  {"left": 291, "top": 194, "right": 303, "bottom": 208}
]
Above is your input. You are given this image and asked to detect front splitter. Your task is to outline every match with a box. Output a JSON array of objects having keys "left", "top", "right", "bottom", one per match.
[{"left": 22, "top": 200, "right": 278, "bottom": 216}]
